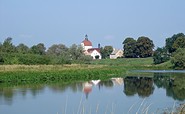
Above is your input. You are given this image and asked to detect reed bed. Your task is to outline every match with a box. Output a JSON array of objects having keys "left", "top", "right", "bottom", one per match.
[
  {"left": 0, "top": 57, "right": 172, "bottom": 84},
  {"left": 0, "top": 64, "right": 106, "bottom": 72}
]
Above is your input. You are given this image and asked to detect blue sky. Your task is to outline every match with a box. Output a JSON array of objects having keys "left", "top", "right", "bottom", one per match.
[{"left": 0, "top": 0, "right": 185, "bottom": 49}]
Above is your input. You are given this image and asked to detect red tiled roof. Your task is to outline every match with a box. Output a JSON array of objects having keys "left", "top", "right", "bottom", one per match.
[
  {"left": 82, "top": 39, "right": 92, "bottom": 46},
  {"left": 87, "top": 48, "right": 100, "bottom": 53}
]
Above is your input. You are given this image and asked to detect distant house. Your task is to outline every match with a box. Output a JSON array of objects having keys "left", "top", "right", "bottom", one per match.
[
  {"left": 81, "top": 35, "right": 102, "bottom": 59},
  {"left": 110, "top": 48, "right": 123, "bottom": 59}
]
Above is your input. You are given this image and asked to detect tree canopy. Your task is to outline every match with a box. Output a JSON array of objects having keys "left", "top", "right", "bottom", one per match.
[
  {"left": 153, "top": 47, "right": 170, "bottom": 64},
  {"left": 100, "top": 46, "right": 113, "bottom": 59},
  {"left": 165, "top": 33, "right": 185, "bottom": 53},
  {"left": 123, "top": 36, "right": 154, "bottom": 58},
  {"left": 171, "top": 48, "right": 185, "bottom": 69},
  {"left": 153, "top": 33, "right": 185, "bottom": 67},
  {"left": 122, "top": 37, "right": 137, "bottom": 58},
  {"left": 0, "top": 37, "right": 92, "bottom": 65}
]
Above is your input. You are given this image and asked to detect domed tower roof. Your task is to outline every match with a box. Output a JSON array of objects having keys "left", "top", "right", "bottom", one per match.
[{"left": 82, "top": 34, "right": 92, "bottom": 46}]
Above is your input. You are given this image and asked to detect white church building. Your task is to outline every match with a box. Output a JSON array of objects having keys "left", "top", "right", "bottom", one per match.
[{"left": 81, "top": 35, "right": 102, "bottom": 59}]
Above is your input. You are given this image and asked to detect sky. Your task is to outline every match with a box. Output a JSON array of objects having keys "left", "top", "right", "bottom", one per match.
[{"left": 0, "top": 0, "right": 185, "bottom": 49}]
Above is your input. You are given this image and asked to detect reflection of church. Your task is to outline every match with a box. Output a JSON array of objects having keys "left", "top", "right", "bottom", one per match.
[
  {"left": 82, "top": 80, "right": 101, "bottom": 99},
  {"left": 82, "top": 78, "right": 124, "bottom": 99},
  {"left": 83, "top": 82, "right": 93, "bottom": 99}
]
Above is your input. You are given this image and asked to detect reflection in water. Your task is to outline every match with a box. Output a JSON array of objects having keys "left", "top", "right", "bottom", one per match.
[
  {"left": 0, "top": 73, "right": 185, "bottom": 106},
  {"left": 0, "top": 84, "right": 45, "bottom": 105},
  {"left": 83, "top": 82, "right": 93, "bottom": 99},
  {"left": 154, "top": 73, "right": 185, "bottom": 101},
  {"left": 124, "top": 77, "right": 154, "bottom": 97}
]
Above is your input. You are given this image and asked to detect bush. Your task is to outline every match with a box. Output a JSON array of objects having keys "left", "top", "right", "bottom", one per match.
[
  {"left": 171, "top": 48, "right": 185, "bottom": 69},
  {"left": 153, "top": 47, "right": 170, "bottom": 64}
]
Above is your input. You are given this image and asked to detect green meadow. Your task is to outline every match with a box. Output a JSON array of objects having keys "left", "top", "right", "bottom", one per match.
[{"left": 0, "top": 57, "right": 172, "bottom": 84}]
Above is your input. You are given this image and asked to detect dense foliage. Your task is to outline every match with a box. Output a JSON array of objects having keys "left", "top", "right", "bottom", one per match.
[
  {"left": 122, "top": 37, "right": 137, "bottom": 58},
  {"left": 153, "top": 47, "right": 170, "bottom": 64},
  {"left": 100, "top": 46, "right": 113, "bottom": 59},
  {"left": 153, "top": 33, "right": 185, "bottom": 69},
  {"left": 165, "top": 33, "right": 185, "bottom": 54},
  {"left": 171, "top": 48, "right": 185, "bottom": 69},
  {"left": 0, "top": 38, "right": 92, "bottom": 65},
  {"left": 123, "top": 36, "right": 154, "bottom": 58}
]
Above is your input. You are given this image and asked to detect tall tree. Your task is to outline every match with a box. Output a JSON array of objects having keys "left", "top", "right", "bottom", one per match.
[
  {"left": 16, "top": 43, "right": 29, "bottom": 54},
  {"left": 30, "top": 43, "right": 46, "bottom": 55},
  {"left": 165, "top": 33, "right": 185, "bottom": 53},
  {"left": 2, "top": 37, "right": 15, "bottom": 53},
  {"left": 100, "top": 46, "right": 113, "bottom": 59},
  {"left": 153, "top": 47, "right": 170, "bottom": 64},
  {"left": 69, "top": 44, "right": 83, "bottom": 60},
  {"left": 136, "top": 36, "right": 154, "bottom": 58},
  {"left": 172, "top": 36, "right": 185, "bottom": 51},
  {"left": 171, "top": 48, "right": 185, "bottom": 69},
  {"left": 123, "top": 37, "right": 137, "bottom": 58},
  {"left": 47, "top": 44, "right": 68, "bottom": 56}
]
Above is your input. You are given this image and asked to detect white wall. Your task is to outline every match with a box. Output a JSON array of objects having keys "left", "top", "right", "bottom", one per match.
[{"left": 91, "top": 50, "right": 102, "bottom": 59}]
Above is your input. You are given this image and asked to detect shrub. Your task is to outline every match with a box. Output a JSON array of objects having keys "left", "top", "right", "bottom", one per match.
[
  {"left": 153, "top": 47, "right": 170, "bottom": 64},
  {"left": 171, "top": 48, "right": 185, "bottom": 69}
]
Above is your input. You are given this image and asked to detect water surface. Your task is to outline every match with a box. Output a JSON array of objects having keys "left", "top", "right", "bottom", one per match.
[{"left": 0, "top": 72, "right": 185, "bottom": 114}]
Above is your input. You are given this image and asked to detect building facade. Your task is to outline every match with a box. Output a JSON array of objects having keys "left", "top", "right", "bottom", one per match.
[{"left": 81, "top": 35, "right": 102, "bottom": 59}]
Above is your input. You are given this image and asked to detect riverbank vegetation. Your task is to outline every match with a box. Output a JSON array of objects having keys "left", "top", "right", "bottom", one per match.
[
  {"left": 0, "top": 57, "right": 173, "bottom": 84},
  {"left": 0, "top": 32, "right": 185, "bottom": 84},
  {"left": 122, "top": 33, "right": 185, "bottom": 69},
  {"left": 153, "top": 33, "right": 185, "bottom": 69}
]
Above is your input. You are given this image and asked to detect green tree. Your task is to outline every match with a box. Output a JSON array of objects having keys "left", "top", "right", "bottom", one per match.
[
  {"left": 2, "top": 37, "right": 16, "bottom": 53},
  {"left": 172, "top": 36, "right": 185, "bottom": 51},
  {"left": 69, "top": 44, "right": 83, "bottom": 60},
  {"left": 104, "top": 46, "right": 113, "bottom": 58},
  {"left": 136, "top": 36, "right": 154, "bottom": 58},
  {"left": 16, "top": 43, "right": 29, "bottom": 54},
  {"left": 47, "top": 44, "right": 70, "bottom": 64},
  {"left": 100, "top": 46, "right": 113, "bottom": 59},
  {"left": 153, "top": 47, "right": 170, "bottom": 64},
  {"left": 123, "top": 37, "right": 137, "bottom": 58},
  {"left": 171, "top": 48, "right": 185, "bottom": 69},
  {"left": 165, "top": 33, "right": 185, "bottom": 53},
  {"left": 30, "top": 43, "right": 46, "bottom": 55},
  {"left": 47, "top": 44, "right": 68, "bottom": 56}
]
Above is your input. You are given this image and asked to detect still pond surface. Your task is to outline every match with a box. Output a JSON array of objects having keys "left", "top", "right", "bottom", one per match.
[{"left": 0, "top": 71, "right": 185, "bottom": 114}]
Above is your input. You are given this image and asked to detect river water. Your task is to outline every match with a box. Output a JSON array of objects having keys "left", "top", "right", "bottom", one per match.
[{"left": 0, "top": 71, "right": 185, "bottom": 114}]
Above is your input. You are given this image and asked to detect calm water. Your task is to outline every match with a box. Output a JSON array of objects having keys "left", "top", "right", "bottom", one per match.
[{"left": 0, "top": 71, "right": 185, "bottom": 114}]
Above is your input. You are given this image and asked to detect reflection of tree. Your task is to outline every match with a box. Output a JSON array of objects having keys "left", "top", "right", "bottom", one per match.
[
  {"left": 99, "top": 80, "right": 113, "bottom": 88},
  {"left": 0, "top": 81, "right": 85, "bottom": 105},
  {"left": 172, "top": 76, "right": 185, "bottom": 101},
  {"left": 124, "top": 77, "right": 154, "bottom": 97},
  {"left": 154, "top": 73, "right": 185, "bottom": 101},
  {"left": 0, "top": 87, "right": 14, "bottom": 105},
  {"left": 48, "top": 82, "right": 83, "bottom": 93}
]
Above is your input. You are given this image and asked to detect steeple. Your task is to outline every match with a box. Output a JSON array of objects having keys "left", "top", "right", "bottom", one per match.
[{"left": 85, "top": 34, "right": 88, "bottom": 40}]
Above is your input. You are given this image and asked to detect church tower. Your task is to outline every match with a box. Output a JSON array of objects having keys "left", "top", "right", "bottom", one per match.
[{"left": 81, "top": 34, "right": 93, "bottom": 51}]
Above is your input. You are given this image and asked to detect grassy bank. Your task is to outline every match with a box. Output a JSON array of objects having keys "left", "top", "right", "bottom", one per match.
[{"left": 0, "top": 58, "right": 172, "bottom": 84}]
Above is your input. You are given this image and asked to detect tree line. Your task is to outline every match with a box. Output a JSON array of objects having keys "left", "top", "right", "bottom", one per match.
[
  {"left": 122, "top": 33, "right": 185, "bottom": 69},
  {"left": 0, "top": 37, "right": 92, "bottom": 65},
  {"left": 1, "top": 33, "right": 185, "bottom": 69},
  {"left": 153, "top": 33, "right": 185, "bottom": 69},
  {"left": 122, "top": 36, "right": 154, "bottom": 58}
]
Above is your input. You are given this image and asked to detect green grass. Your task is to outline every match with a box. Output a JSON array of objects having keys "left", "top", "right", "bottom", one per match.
[{"left": 0, "top": 57, "right": 172, "bottom": 84}]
